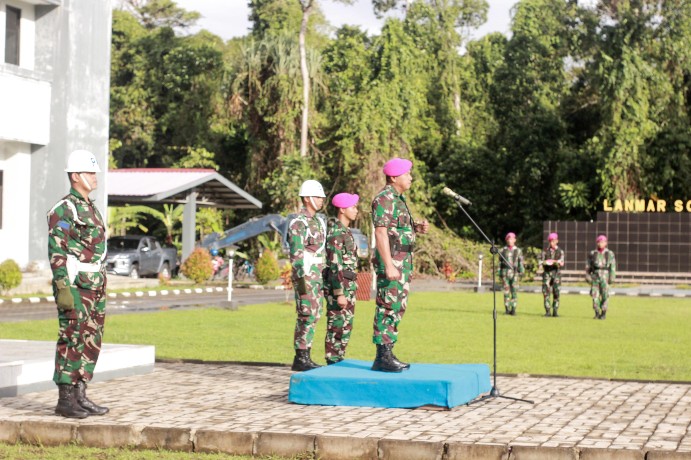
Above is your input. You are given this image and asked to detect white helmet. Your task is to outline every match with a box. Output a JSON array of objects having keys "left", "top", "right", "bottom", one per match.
[
  {"left": 299, "top": 179, "right": 326, "bottom": 197},
  {"left": 65, "top": 149, "right": 101, "bottom": 173}
]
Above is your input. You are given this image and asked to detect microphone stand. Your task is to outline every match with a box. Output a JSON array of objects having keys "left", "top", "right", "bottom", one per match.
[{"left": 451, "top": 198, "right": 533, "bottom": 405}]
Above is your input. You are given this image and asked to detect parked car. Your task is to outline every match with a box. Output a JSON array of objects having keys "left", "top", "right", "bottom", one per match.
[{"left": 106, "top": 236, "right": 177, "bottom": 279}]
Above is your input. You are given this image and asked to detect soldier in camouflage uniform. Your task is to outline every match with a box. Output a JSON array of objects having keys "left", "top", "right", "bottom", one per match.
[
  {"left": 324, "top": 193, "right": 360, "bottom": 365},
  {"left": 47, "top": 150, "right": 109, "bottom": 419},
  {"left": 586, "top": 234, "right": 616, "bottom": 320},
  {"left": 541, "top": 232, "right": 565, "bottom": 317},
  {"left": 371, "top": 158, "right": 429, "bottom": 373},
  {"left": 289, "top": 180, "right": 327, "bottom": 371},
  {"left": 498, "top": 232, "right": 525, "bottom": 316}
]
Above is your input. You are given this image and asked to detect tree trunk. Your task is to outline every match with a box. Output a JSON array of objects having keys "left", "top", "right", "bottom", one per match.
[{"left": 299, "top": 0, "right": 313, "bottom": 158}]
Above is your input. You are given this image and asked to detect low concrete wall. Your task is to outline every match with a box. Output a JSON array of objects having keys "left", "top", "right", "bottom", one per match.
[{"left": 4, "top": 420, "right": 689, "bottom": 459}]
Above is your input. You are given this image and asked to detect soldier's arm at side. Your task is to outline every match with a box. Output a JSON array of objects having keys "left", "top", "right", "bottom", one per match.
[
  {"left": 289, "top": 220, "right": 307, "bottom": 279},
  {"left": 609, "top": 252, "right": 616, "bottom": 283},
  {"left": 557, "top": 249, "right": 565, "bottom": 267},
  {"left": 517, "top": 249, "right": 526, "bottom": 274},
  {"left": 328, "top": 235, "right": 345, "bottom": 296},
  {"left": 374, "top": 226, "right": 399, "bottom": 280},
  {"left": 47, "top": 206, "right": 72, "bottom": 285}
]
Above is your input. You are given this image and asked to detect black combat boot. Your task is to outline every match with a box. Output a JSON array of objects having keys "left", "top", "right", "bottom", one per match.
[
  {"left": 75, "top": 381, "right": 109, "bottom": 415},
  {"left": 55, "top": 384, "right": 89, "bottom": 419},
  {"left": 544, "top": 310, "right": 551, "bottom": 317},
  {"left": 387, "top": 343, "right": 410, "bottom": 370},
  {"left": 510, "top": 307, "right": 516, "bottom": 316},
  {"left": 599, "top": 310, "right": 607, "bottom": 320},
  {"left": 552, "top": 308, "right": 559, "bottom": 317},
  {"left": 291, "top": 349, "right": 321, "bottom": 371},
  {"left": 593, "top": 310, "right": 600, "bottom": 319},
  {"left": 371, "top": 344, "right": 404, "bottom": 373}
]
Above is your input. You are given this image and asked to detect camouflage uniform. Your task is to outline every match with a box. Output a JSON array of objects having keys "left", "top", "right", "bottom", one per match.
[
  {"left": 541, "top": 246, "right": 565, "bottom": 315},
  {"left": 586, "top": 249, "right": 616, "bottom": 318},
  {"left": 47, "top": 188, "right": 107, "bottom": 385},
  {"left": 289, "top": 208, "right": 326, "bottom": 350},
  {"left": 371, "top": 184, "right": 415, "bottom": 345},
  {"left": 324, "top": 218, "right": 358, "bottom": 364},
  {"left": 498, "top": 246, "right": 525, "bottom": 314}
]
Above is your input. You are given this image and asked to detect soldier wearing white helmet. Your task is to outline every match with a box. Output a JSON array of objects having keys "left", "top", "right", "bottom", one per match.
[
  {"left": 46, "top": 149, "right": 109, "bottom": 418},
  {"left": 288, "top": 179, "right": 327, "bottom": 371}
]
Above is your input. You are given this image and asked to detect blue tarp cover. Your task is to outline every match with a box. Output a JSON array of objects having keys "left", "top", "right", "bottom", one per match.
[{"left": 289, "top": 359, "right": 491, "bottom": 408}]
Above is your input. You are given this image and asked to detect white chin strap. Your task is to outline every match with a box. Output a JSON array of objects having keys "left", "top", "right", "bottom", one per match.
[
  {"left": 79, "top": 173, "right": 92, "bottom": 191},
  {"left": 309, "top": 197, "right": 318, "bottom": 210}
]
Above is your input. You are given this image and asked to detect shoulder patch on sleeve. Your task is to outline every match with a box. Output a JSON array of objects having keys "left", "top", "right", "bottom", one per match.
[{"left": 57, "top": 220, "right": 71, "bottom": 230}]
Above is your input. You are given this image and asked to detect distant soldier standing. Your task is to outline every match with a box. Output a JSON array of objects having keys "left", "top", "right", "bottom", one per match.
[
  {"left": 498, "top": 232, "right": 525, "bottom": 316},
  {"left": 586, "top": 234, "right": 616, "bottom": 320},
  {"left": 47, "top": 150, "right": 109, "bottom": 419},
  {"left": 324, "top": 193, "right": 360, "bottom": 365},
  {"left": 289, "top": 180, "right": 327, "bottom": 371},
  {"left": 371, "top": 158, "right": 429, "bottom": 372},
  {"left": 541, "top": 232, "right": 565, "bottom": 317}
]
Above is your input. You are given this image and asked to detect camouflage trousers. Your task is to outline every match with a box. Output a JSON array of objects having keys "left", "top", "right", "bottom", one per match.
[
  {"left": 293, "top": 272, "right": 324, "bottom": 350},
  {"left": 590, "top": 276, "right": 610, "bottom": 314},
  {"left": 324, "top": 283, "right": 357, "bottom": 364},
  {"left": 501, "top": 272, "right": 519, "bottom": 312},
  {"left": 54, "top": 287, "right": 106, "bottom": 385},
  {"left": 542, "top": 270, "right": 561, "bottom": 312},
  {"left": 373, "top": 267, "right": 412, "bottom": 345}
]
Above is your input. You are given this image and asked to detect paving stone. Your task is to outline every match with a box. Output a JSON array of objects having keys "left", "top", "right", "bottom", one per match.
[
  {"left": 78, "top": 423, "right": 141, "bottom": 448},
  {"left": 20, "top": 421, "right": 75, "bottom": 446},
  {"left": 510, "top": 445, "right": 578, "bottom": 460},
  {"left": 139, "top": 426, "right": 192, "bottom": 451},
  {"left": 446, "top": 442, "right": 508, "bottom": 460},
  {"left": 580, "top": 447, "right": 645, "bottom": 459},
  {"left": 195, "top": 430, "right": 256, "bottom": 455},
  {"left": 315, "top": 435, "right": 378, "bottom": 460},
  {"left": 256, "top": 432, "right": 315, "bottom": 457},
  {"left": 0, "top": 420, "right": 20, "bottom": 443},
  {"left": 378, "top": 439, "right": 444, "bottom": 460}
]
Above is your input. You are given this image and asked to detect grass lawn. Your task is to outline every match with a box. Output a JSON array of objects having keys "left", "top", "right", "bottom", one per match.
[{"left": 1, "top": 291, "right": 689, "bottom": 381}]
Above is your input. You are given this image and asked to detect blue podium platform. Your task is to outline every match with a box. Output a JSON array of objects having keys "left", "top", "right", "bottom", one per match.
[{"left": 289, "top": 359, "right": 491, "bottom": 409}]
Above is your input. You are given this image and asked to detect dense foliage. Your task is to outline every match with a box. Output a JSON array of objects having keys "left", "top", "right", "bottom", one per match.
[
  {"left": 110, "top": 0, "right": 691, "bottom": 270},
  {"left": 179, "top": 248, "right": 214, "bottom": 283}
]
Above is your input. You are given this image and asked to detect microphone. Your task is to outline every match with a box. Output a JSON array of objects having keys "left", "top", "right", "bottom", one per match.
[{"left": 442, "top": 187, "right": 472, "bottom": 206}]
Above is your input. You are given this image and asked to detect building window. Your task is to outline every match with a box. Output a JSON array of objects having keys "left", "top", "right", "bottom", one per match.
[{"left": 5, "top": 6, "right": 21, "bottom": 65}]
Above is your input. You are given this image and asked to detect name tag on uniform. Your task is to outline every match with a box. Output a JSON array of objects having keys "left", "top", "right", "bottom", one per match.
[{"left": 58, "top": 221, "right": 70, "bottom": 230}]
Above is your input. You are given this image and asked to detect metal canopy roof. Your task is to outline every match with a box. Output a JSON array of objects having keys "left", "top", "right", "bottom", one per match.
[{"left": 107, "top": 168, "right": 262, "bottom": 210}]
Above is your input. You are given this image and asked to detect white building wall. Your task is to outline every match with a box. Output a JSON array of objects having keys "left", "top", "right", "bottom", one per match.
[
  {"left": 0, "top": 72, "right": 51, "bottom": 144},
  {"left": 0, "top": 142, "right": 32, "bottom": 268}
]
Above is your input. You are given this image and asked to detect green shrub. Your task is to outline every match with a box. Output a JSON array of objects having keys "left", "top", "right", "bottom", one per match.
[
  {"left": 255, "top": 250, "right": 280, "bottom": 285},
  {"left": 180, "top": 248, "right": 213, "bottom": 284},
  {"left": 0, "top": 259, "right": 22, "bottom": 294}
]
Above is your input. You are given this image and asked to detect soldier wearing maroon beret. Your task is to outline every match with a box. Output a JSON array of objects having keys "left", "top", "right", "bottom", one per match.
[{"left": 323, "top": 193, "right": 360, "bottom": 365}]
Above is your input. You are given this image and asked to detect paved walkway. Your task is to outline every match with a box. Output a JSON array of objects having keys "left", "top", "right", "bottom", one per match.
[{"left": 1, "top": 362, "right": 690, "bottom": 459}]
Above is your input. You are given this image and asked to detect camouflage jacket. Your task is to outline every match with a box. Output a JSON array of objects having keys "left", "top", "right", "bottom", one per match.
[
  {"left": 586, "top": 249, "right": 616, "bottom": 282},
  {"left": 499, "top": 246, "right": 525, "bottom": 277},
  {"left": 541, "top": 246, "right": 565, "bottom": 272},
  {"left": 47, "top": 188, "right": 107, "bottom": 290},
  {"left": 288, "top": 208, "right": 326, "bottom": 279},
  {"left": 325, "top": 218, "right": 358, "bottom": 296},
  {"left": 372, "top": 184, "right": 415, "bottom": 265}
]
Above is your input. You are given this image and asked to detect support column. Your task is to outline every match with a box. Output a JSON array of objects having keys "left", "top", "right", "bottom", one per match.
[{"left": 182, "top": 189, "right": 198, "bottom": 262}]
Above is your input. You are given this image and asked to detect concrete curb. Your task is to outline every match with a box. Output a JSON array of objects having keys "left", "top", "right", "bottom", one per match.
[
  {"left": 0, "top": 284, "right": 288, "bottom": 305},
  {"left": 10, "top": 420, "right": 688, "bottom": 459}
]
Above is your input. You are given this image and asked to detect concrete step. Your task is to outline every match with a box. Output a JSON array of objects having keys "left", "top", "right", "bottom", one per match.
[{"left": 0, "top": 340, "right": 155, "bottom": 397}]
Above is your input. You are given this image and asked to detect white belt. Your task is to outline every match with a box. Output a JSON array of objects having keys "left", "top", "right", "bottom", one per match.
[
  {"left": 66, "top": 255, "right": 103, "bottom": 284},
  {"left": 304, "top": 253, "right": 324, "bottom": 273}
]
